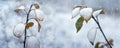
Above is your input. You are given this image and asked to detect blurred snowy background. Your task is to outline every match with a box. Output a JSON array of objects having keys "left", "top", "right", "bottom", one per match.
[{"left": 0, "top": 0, "right": 120, "bottom": 48}]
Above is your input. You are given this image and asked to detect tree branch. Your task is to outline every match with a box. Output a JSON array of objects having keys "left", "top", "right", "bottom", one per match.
[
  {"left": 24, "top": 4, "right": 33, "bottom": 48},
  {"left": 92, "top": 16, "right": 112, "bottom": 48}
]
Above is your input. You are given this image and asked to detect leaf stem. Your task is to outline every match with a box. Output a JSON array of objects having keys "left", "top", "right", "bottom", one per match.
[
  {"left": 24, "top": 4, "right": 33, "bottom": 48},
  {"left": 92, "top": 16, "right": 112, "bottom": 48}
]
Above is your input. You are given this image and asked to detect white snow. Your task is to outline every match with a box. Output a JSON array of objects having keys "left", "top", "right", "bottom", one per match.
[
  {"left": 18, "top": 5, "right": 25, "bottom": 9},
  {"left": 80, "top": 8, "right": 93, "bottom": 20},
  {"left": 72, "top": 7, "right": 80, "bottom": 18}
]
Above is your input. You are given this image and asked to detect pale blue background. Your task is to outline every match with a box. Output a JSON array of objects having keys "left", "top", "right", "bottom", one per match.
[{"left": 0, "top": 0, "right": 120, "bottom": 48}]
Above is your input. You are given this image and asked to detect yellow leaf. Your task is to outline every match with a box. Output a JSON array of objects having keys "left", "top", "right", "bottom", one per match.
[
  {"left": 34, "top": 3, "right": 40, "bottom": 9},
  {"left": 26, "top": 22, "right": 34, "bottom": 29}
]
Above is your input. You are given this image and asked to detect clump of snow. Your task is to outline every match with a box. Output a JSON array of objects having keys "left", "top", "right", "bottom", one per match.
[{"left": 80, "top": 8, "right": 93, "bottom": 20}]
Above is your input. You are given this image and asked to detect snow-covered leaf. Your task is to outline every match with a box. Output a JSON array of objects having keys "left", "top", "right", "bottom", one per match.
[
  {"left": 13, "top": 23, "right": 25, "bottom": 38},
  {"left": 71, "top": 7, "right": 81, "bottom": 19},
  {"left": 25, "top": 36, "right": 40, "bottom": 48},
  {"left": 14, "top": 5, "right": 25, "bottom": 13},
  {"left": 87, "top": 27, "right": 98, "bottom": 45},
  {"left": 76, "top": 16, "right": 84, "bottom": 32},
  {"left": 93, "top": 9, "right": 104, "bottom": 17},
  {"left": 80, "top": 8, "right": 93, "bottom": 22}
]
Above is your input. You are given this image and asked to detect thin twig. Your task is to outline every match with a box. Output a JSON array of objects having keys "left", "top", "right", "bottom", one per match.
[
  {"left": 24, "top": 4, "right": 33, "bottom": 48},
  {"left": 92, "top": 16, "right": 112, "bottom": 48},
  {"left": 24, "top": 9, "right": 27, "bottom": 15}
]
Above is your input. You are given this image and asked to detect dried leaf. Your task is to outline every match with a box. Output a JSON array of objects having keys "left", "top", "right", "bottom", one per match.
[
  {"left": 34, "top": 16, "right": 40, "bottom": 22},
  {"left": 14, "top": 5, "right": 25, "bottom": 13},
  {"left": 34, "top": 3, "right": 40, "bottom": 9},
  {"left": 100, "top": 9, "right": 104, "bottom": 14},
  {"left": 76, "top": 16, "right": 84, "bottom": 32},
  {"left": 34, "top": 17, "right": 41, "bottom": 32},
  {"left": 108, "top": 39, "right": 113, "bottom": 46},
  {"left": 109, "top": 39, "right": 113, "bottom": 45},
  {"left": 14, "top": 9, "right": 21, "bottom": 13},
  {"left": 26, "top": 22, "right": 34, "bottom": 29},
  {"left": 104, "top": 39, "right": 113, "bottom": 46},
  {"left": 38, "top": 22, "right": 41, "bottom": 32}
]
